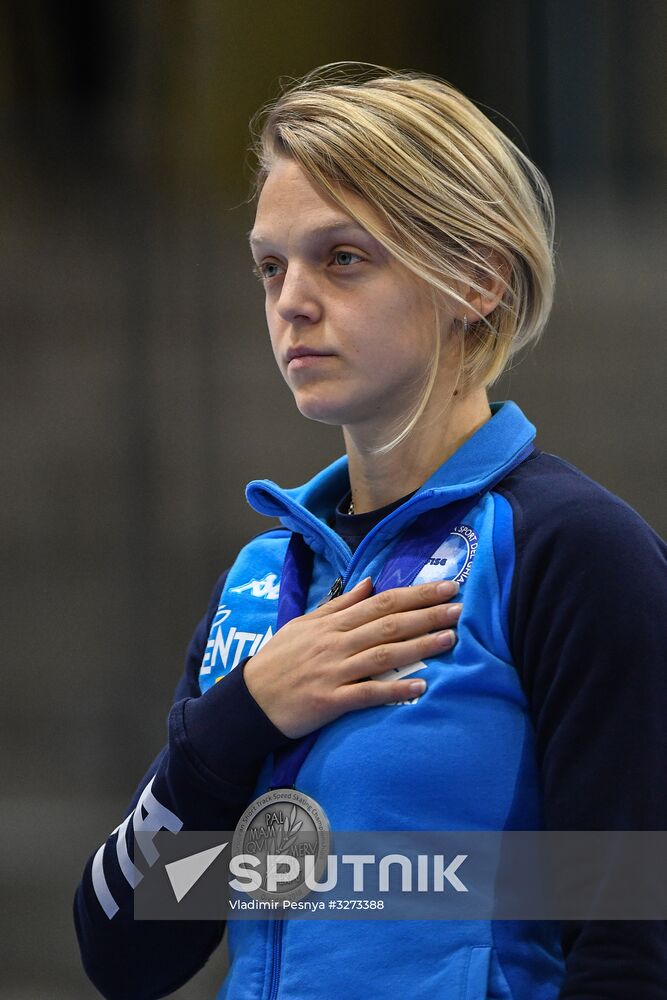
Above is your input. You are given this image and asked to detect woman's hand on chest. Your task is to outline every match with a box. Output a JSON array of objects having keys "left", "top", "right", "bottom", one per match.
[{"left": 242, "top": 577, "right": 462, "bottom": 738}]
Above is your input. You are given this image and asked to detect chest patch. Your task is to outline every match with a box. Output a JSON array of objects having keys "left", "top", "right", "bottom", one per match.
[{"left": 412, "top": 523, "right": 478, "bottom": 586}]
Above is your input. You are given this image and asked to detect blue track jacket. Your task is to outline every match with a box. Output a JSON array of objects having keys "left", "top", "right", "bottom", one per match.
[{"left": 74, "top": 401, "right": 667, "bottom": 999}]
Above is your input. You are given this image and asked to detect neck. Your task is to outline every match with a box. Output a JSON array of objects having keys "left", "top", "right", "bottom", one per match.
[{"left": 343, "top": 389, "right": 491, "bottom": 514}]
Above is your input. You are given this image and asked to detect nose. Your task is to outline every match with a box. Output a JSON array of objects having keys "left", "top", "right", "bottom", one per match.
[{"left": 274, "top": 263, "right": 322, "bottom": 325}]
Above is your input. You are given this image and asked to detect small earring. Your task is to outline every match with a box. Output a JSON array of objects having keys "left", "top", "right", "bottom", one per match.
[{"left": 463, "top": 315, "right": 468, "bottom": 334}]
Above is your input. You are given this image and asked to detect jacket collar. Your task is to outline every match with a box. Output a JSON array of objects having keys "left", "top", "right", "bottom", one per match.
[{"left": 245, "top": 401, "right": 535, "bottom": 564}]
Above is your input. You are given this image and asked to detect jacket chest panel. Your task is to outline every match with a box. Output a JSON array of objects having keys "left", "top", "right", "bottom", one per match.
[{"left": 296, "top": 644, "right": 539, "bottom": 832}]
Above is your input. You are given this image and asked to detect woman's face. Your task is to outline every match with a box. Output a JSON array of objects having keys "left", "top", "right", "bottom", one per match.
[{"left": 249, "top": 157, "right": 456, "bottom": 434}]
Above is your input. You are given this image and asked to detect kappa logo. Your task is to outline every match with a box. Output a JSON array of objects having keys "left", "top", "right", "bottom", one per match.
[
  {"left": 200, "top": 604, "right": 274, "bottom": 677},
  {"left": 412, "top": 523, "right": 478, "bottom": 587},
  {"left": 229, "top": 573, "right": 280, "bottom": 600}
]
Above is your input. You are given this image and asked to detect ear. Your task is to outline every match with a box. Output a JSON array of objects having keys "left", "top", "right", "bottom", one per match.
[{"left": 456, "top": 248, "right": 510, "bottom": 322}]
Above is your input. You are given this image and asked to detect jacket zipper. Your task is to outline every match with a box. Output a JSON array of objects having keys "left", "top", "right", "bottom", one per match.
[
  {"left": 265, "top": 488, "right": 482, "bottom": 998},
  {"left": 268, "top": 920, "right": 283, "bottom": 1000},
  {"left": 263, "top": 508, "right": 420, "bottom": 999}
]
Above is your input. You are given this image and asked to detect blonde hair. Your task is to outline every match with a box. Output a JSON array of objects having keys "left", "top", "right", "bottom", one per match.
[{"left": 248, "top": 62, "right": 555, "bottom": 451}]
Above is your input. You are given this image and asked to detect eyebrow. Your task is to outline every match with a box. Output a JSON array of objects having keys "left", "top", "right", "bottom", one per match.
[{"left": 247, "top": 220, "right": 371, "bottom": 247}]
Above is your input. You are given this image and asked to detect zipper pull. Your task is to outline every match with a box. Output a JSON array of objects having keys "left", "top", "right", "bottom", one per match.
[{"left": 327, "top": 575, "right": 344, "bottom": 601}]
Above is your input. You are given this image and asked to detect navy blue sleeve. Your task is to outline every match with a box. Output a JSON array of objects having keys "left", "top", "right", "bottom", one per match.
[
  {"left": 498, "top": 452, "right": 667, "bottom": 998},
  {"left": 73, "top": 569, "right": 299, "bottom": 1000}
]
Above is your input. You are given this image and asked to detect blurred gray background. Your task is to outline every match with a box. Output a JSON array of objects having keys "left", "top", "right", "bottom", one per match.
[{"left": 1, "top": 1, "right": 665, "bottom": 997}]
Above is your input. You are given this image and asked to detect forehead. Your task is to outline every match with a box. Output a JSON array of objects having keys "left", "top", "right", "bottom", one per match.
[{"left": 249, "top": 157, "right": 384, "bottom": 248}]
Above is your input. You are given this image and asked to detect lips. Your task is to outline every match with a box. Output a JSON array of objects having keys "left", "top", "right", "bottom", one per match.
[{"left": 285, "top": 346, "right": 333, "bottom": 364}]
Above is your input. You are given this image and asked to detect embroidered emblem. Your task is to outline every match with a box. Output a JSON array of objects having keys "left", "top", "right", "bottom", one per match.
[{"left": 412, "top": 523, "right": 478, "bottom": 587}]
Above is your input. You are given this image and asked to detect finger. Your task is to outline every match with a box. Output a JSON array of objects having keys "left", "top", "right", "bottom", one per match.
[
  {"left": 333, "top": 579, "right": 460, "bottom": 631},
  {"left": 309, "top": 575, "right": 374, "bottom": 618},
  {"left": 341, "top": 601, "right": 462, "bottom": 656},
  {"left": 333, "top": 675, "right": 430, "bottom": 714},
  {"left": 339, "top": 628, "right": 457, "bottom": 683}
]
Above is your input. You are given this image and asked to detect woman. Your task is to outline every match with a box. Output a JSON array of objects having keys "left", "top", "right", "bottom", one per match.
[{"left": 75, "top": 63, "right": 667, "bottom": 999}]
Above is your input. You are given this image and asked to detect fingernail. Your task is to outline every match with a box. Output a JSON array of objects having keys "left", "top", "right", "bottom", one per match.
[
  {"left": 408, "top": 679, "right": 427, "bottom": 695},
  {"left": 353, "top": 576, "right": 371, "bottom": 590},
  {"left": 436, "top": 629, "right": 456, "bottom": 648},
  {"left": 447, "top": 603, "right": 463, "bottom": 620},
  {"left": 437, "top": 580, "right": 459, "bottom": 597}
]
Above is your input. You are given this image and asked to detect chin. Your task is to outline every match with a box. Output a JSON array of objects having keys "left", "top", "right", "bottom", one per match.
[
  {"left": 295, "top": 403, "right": 346, "bottom": 426},
  {"left": 293, "top": 391, "right": 356, "bottom": 426}
]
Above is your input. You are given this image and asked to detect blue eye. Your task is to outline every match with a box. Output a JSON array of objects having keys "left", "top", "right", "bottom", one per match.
[
  {"left": 333, "top": 250, "right": 363, "bottom": 267},
  {"left": 253, "top": 262, "right": 282, "bottom": 282},
  {"left": 252, "top": 250, "right": 363, "bottom": 285}
]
